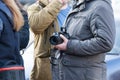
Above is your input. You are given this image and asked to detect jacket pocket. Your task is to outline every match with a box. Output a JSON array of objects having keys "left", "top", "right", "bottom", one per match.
[{"left": 62, "top": 54, "right": 88, "bottom": 67}]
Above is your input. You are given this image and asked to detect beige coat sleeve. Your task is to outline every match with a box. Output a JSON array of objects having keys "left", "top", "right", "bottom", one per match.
[{"left": 27, "top": 0, "right": 62, "bottom": 34}]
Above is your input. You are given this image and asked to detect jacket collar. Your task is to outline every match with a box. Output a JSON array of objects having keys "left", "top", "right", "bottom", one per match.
[
  {"left": 72, "top": 0, "right": 111, "bottom": 12},
  {"left": 72, "top": 0, "right": 88, "bottom": 12}
]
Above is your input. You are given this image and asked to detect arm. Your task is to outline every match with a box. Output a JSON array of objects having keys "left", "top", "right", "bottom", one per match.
[
  {"left": 66, "top": 6, "right": 116, "bottom": 56},
  {"left": 55, "top": 5, "right": 116, "bottom": 56},
  {"left": 27, "top": 0, "right": 63, "bottom": 34}
]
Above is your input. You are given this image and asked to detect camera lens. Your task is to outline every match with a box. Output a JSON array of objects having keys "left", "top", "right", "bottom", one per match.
[{"left": 49, "top": 35, "right": 63, "bottom": 45}]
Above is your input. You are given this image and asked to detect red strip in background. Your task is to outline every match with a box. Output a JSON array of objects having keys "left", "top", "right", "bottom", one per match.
[{"left": 0, "top": 66, "right": 24, "bottom": 71}]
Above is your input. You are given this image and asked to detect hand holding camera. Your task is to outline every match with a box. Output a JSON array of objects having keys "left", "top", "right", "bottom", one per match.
[
  {"left": 49, "top": 27, "right": 70, "bottom": 45},
  {"left": 49, "top": 27, "right": 70, "bottom": 50},
  {"left": 54, "top": 34, "right": 68, "bottom": 50}
]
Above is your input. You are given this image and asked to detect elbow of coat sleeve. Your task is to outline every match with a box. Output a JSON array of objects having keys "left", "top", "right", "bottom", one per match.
[
  {"left": 98, "top": 36, "right": 115, "bottom": 53},
  {"left": 103, "top": 41, "right": 114, "bottom": 52},
  {"left": 29, "top": 18, "right": 44, "bottom": 34},
  {"left": 30, "top": 26, "right": 38, "bottom": 34},
  {"left": 30, "top": 25, "right": 44, "bottom": 34}
]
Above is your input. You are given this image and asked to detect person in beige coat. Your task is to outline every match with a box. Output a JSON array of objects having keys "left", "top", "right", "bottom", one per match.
[{"left": 27, "top": 0, "right": 68, "bottom": 80}]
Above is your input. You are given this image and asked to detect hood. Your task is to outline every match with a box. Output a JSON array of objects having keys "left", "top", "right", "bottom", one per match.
[{"left": 38, "top": 0, "right": 49, "bottom": 6}]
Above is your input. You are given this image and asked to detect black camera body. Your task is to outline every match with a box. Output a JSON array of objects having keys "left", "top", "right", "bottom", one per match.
[{"left": 49, "top": 27, "right": 70, "bottom": 45}]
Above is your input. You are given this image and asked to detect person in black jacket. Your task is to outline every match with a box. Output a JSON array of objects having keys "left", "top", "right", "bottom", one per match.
[{"left": 0, "top": 0, "right": 25, "bottom": 80}]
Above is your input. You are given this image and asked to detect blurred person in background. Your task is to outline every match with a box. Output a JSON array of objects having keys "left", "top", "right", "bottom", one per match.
[
  {"left": 51, "top": 0, "right": 116, "bottom": 80},
  {"left": 27, "top": 0, "right": 70, "bottom": 80},
  {"left": 0, "top": 0, "right": 25, "bottom": 80},
  {"left": 57, "top": 0, "right": 71, "bottom": 27}
]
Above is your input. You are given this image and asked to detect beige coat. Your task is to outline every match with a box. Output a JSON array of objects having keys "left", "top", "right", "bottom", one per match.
[{"left": 27, "top": 0, "right": 62, "bottom": 80}]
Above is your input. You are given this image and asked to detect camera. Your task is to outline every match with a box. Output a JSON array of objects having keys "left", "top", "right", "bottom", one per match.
[{"left": 49, "top": 27, "right": 70, "bottom": 45}]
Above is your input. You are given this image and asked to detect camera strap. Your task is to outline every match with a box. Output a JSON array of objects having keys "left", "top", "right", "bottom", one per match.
[
  {"left": 53, "top": 20, "right": 66, "bottom": 32},
  {"left": 53, "top": 21, "right": 57, "bottom": 33}
]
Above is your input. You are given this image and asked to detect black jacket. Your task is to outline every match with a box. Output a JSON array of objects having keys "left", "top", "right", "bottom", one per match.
[{"left": 19, "top": 10, "right": 29, "bottom": 50}]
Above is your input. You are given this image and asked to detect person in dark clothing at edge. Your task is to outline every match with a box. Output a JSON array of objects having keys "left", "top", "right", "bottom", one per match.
[
  {"left": 51, "top": 0, "right": 116, "bottom": 80},
  {"left": 15, "top": 0, "right": 30, "bottom": 51},
  {"left": 0, "top": 0, "right": 26, "bottom": 80}
]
